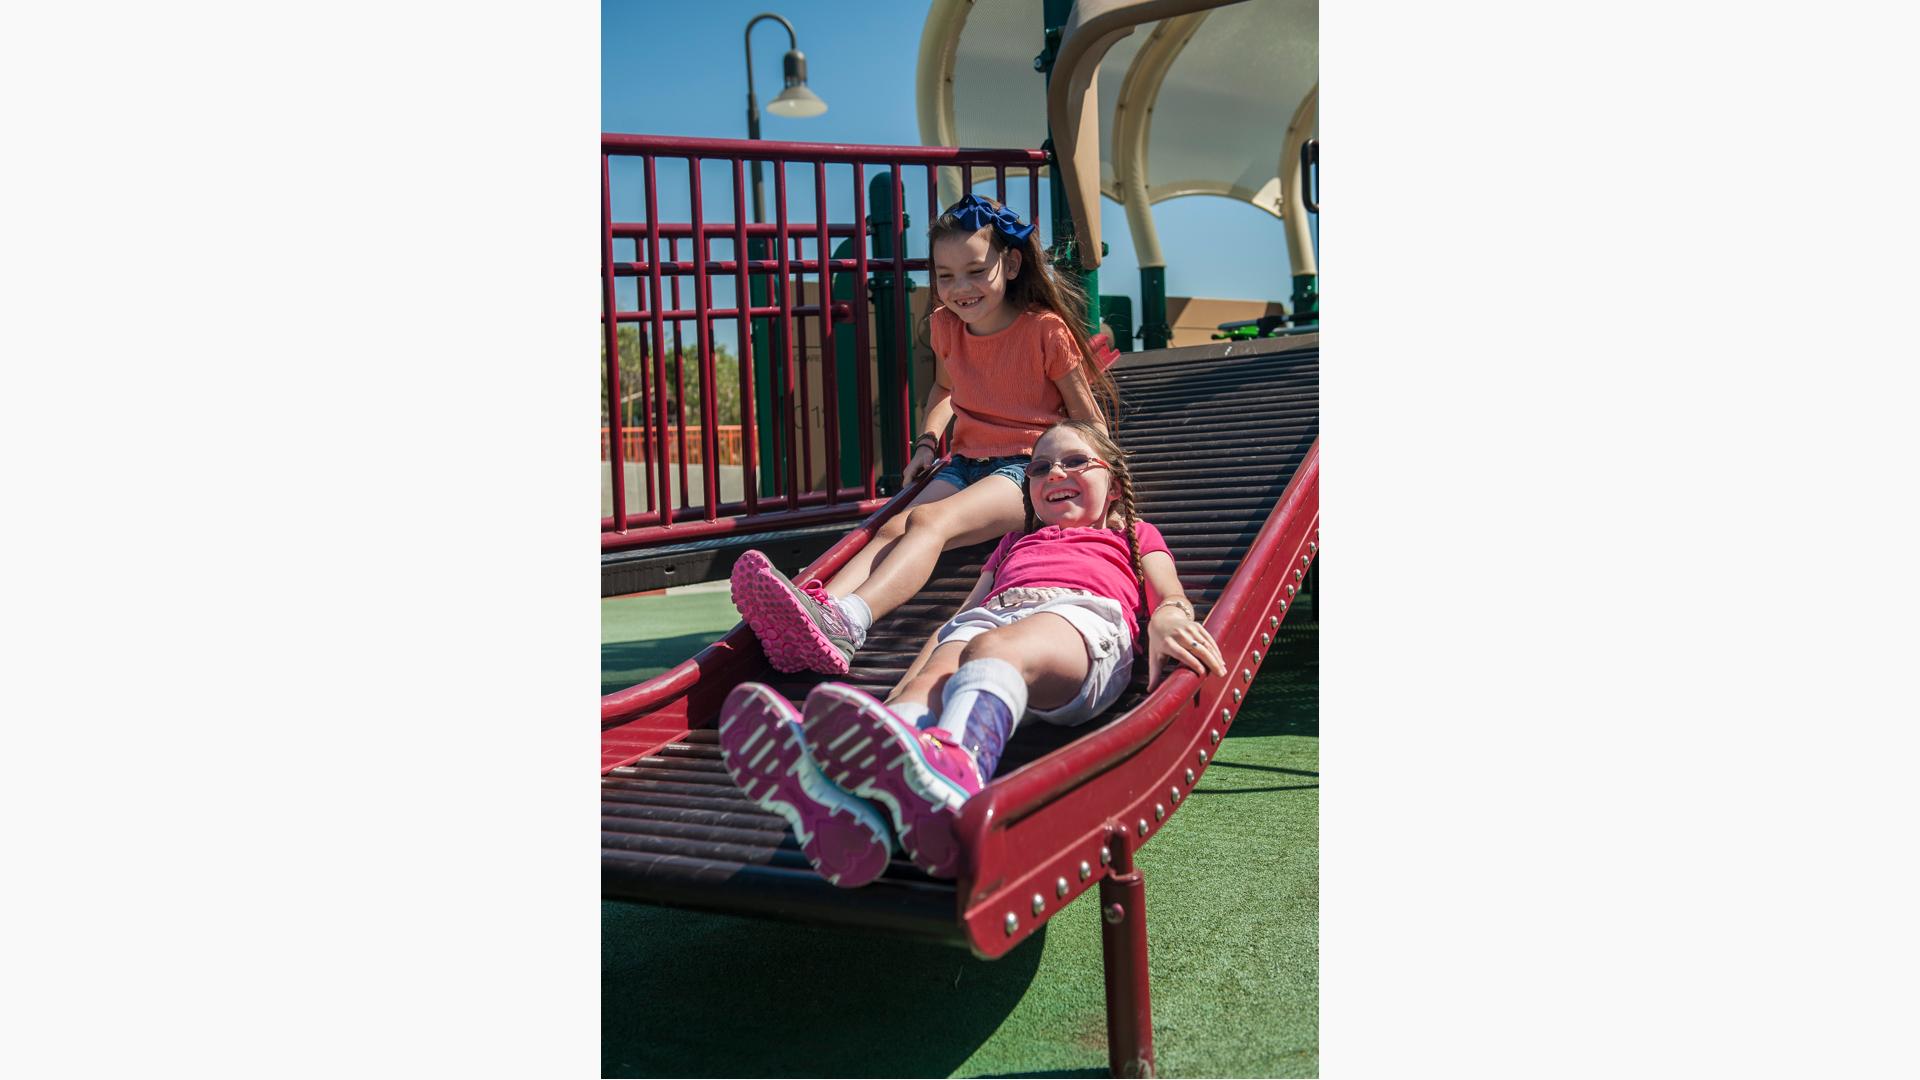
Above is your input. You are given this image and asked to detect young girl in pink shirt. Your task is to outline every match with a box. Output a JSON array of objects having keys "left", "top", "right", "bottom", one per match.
[
  {"left": 729, "top": 194, "right": 1120, "bottom": 677},
  {"left": 717, "top": 420, "right": 1227, "bottom": 888}
]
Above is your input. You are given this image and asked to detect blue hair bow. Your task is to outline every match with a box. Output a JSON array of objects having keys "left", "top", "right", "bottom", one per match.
[{"left": 949, "top": 194, "right": 1036, "bottom": 244}]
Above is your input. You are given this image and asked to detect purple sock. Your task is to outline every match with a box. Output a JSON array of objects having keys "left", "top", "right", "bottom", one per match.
[{"left": 938, "top": 658, "right": 1026, "bottom": 781}]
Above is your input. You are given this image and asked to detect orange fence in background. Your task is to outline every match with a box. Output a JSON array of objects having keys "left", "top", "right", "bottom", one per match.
[{"left": 601, "top": 425, "right": 743, "bottom": 466}]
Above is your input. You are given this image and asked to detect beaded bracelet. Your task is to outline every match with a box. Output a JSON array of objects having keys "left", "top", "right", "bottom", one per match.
[{"left": 1152, "top": 597, "right": 1195, "bottom": 619}]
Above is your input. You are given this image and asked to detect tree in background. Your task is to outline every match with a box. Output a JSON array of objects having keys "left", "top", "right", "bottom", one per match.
[{"left": 602, "top": 324, "right": 740, "bottom": 427}]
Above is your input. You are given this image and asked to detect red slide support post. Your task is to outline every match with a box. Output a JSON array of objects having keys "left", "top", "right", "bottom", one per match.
[{"left": 1100, "top": 826, "right": 1155, "bottom": 1078}]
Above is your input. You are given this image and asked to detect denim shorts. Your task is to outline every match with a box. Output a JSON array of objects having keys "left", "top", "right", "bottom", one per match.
[{"left": 931, "top": 453, "right": 1031, "bottom": 491}]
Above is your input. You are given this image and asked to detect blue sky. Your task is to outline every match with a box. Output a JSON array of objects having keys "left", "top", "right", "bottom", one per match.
[{"left": 602, "top": 0, "right": 1305, "bottom": 349}]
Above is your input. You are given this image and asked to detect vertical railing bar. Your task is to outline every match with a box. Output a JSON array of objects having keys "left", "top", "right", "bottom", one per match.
[
  {"left": 642, "top": 154, "right": 674, "bottom": 528},
  {"left": 670, "top": 235, "right": 689, "bottom": 509},
  {"left": 689, "top": 157, "right": 720, "bottom": 518},
  {"left": 775, "top": 160, "right": 800, "bottom": 511},
  {"left": 731, "top": 156, "right": 759, "bottom": 515},
  {"left": 635, "top": 271, "right": 653, "bottom": 517},
  {"left": 962, "top": 163, "right": 973, "bottom": 195},
  {"left": 850, "top": 162, "right": 875, "bottom": 500},
  {"left": 797, "top": 310, "right": 813, "bottom": 494},
  {"left": 996, "top": 164, "right": 1007, "bottom": 204},
  {"left": 890, "top": 162, "right": 911, "bottom": 481},
  {"left": 1029, "top": 166, "right": 1040, "bottom": 233},
  {"left": 601, "top": 151, "right": 628, "bottom": 532},
  {"left": 926, "top": 164, "right": 940, "bottom": 448},
  {"left": 814, "top": 160, "right": 839, "bottom": 503}
]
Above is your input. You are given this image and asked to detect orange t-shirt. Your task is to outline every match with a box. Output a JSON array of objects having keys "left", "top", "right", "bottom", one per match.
[{"left": 930, "top": 305, "right": 1084, "bottom": 459}]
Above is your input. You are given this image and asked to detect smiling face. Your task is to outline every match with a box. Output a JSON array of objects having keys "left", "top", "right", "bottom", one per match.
[
  {"left": 1028, "top": 426, "right": 1115, "bottom": 528},
  {"left": 933, "top": 227, "right": 1023, "bottom": 334}
]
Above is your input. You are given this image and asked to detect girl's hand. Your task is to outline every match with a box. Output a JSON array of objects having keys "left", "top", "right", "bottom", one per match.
[
  {"left": 1145, "top": 605, "right": 1227, "bottom": 689},
  {"left": 902, "top": 444, "right": 940, "bottom": 485}
]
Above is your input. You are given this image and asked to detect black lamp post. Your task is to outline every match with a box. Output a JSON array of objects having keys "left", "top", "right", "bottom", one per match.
[{"left": 744, "top": 12, "right": 827, "bottom": 223}]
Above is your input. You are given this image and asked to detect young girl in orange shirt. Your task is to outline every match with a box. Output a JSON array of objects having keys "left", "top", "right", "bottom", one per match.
[{"left": 731, "top": 194, "right": 1120, "bottom": 676}]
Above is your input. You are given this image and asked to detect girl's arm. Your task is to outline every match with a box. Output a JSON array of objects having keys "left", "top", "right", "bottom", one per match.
[
  {"left": 1140, "top": 549, "right": 1227, "bottom": 689},
  {"left": 890, "top": 568, "right": 996, "bottom": 696},
  {"left": 1052, "top": 365, "right": 1107, "bottom": 435},
  {"left": 904, "top": 370, "right": 955, "bottom": 485}
]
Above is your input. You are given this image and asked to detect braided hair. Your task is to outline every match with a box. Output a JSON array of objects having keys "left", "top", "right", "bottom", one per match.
[{"left": 1022, "top": 419, "right": 1150, "bottom": 646}]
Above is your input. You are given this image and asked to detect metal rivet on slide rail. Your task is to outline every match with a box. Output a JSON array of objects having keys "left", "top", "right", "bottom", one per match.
[
  {"left": 1079, "top": 861, "right": 1092, "bottom": 881},
  {"left": 1287, "top": 584, "right": 1296, "bottom": 598},
  {"left": 1154, "top": 803, "right": 1166, "bottom": 821},
  {"left": 1242, "top": 668, "right": 1253, "bottom": 683},
  {"left": 1221, "top": 708, "right": 1232, "bottom": 724},
  {"left": 1137, "top": 818, "right": 1149, "bottom": 836},
  {"left": 1294, "top": 568, "right": 1304, "bottom": 582},
  {"left": 1170, "top": 786, "right": 1181, "bottom": 804},
  {"left": 1260, "top": 633, "right": 1270, "bottom": 647},
  {"left": 1232, "top": 688, "right": 1242, "bottom": 702},
  {"left": 1005, "top": 913, "right": 1018, "bottom": 935},
  {"left": 1210, "top": 729, "right": 1221, "bottom": 745},
  {"left": 1253, "top": 650, "right": 1262, "bottom": 663},
  {"left": 1278, "top": 599, "right": 1288, "bottom": 612},
  {"left": 1104, "top": 903, "right": 1125, "bottom": 925},
  {"left": 1032, "top": 894, "right": 1046, "bottom": 915},
  {"left": 1100, "top": 846, "right": 1112, "bottom": 866},
  {"left": 1309, "top": 541, "right": 1317, "bottom": 554},
  {"left": 1056, "top": 877, "right": 1069, "bottom": 898},
  {"left": 1301, "top": 553, "right": 1311, "bottom": 566},
  {"left": 1198, "top": 749, "right": 1209, "bottom": 764},
  {"left": 1185, "top": 768, "right": 1196, "bottom": 786},
  {"left": 1269, "top": 615, "right": 1280, "bottom": 630}
]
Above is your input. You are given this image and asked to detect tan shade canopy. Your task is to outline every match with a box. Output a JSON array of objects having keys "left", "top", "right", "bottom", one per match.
[{"left": 919, "top": 0, "right": 1317, "bottom": 271}]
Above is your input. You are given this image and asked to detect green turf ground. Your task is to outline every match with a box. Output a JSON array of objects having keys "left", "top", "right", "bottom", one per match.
[{"left": 602, "top": 585, "right": 1318, "bottom": 1078}]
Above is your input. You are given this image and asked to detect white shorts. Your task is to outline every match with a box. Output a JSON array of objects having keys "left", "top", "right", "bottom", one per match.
[{"left": 935, "top": 587, "right": 1135, "bottom": 726}]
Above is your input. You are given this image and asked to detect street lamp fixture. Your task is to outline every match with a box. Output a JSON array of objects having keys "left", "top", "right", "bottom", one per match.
[{"left": 745, "top": 12, "right": 827, "bottom": 221}]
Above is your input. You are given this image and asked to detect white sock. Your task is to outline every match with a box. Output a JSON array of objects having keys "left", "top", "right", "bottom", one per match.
[
  {"left": 835, "top": 593, "right": 873, "bottom": 649},
  {"left": 888, "top": 700, "right": 931, "bottom": 729}
]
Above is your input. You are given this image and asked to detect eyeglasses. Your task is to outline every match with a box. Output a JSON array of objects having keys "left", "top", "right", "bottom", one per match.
[{"left": 1024, "top": 453, "right": 1110, "bottom": 481}]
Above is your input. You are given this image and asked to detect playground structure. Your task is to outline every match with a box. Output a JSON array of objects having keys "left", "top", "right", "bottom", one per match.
[
  {"left": 602, "top": 2, "right": 1318, "bottom": 1075},
  {"left": 919, "top": 0, "right": 1318, "bottom": 342}
]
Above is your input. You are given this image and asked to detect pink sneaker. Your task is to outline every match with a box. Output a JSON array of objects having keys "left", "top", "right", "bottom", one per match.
[
  {"left": 729, "top": 550, "right": 856, "bottom": 675},
  {"left": 717, "top": 682, "right": 891, "bottom": 888},
  {"left": 800, "top": 682, "right": 984, "bottom": 879}
]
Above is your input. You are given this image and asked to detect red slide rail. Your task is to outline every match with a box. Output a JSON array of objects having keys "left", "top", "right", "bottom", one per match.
[{"left": 601, "top": 133, "right": 1048, "bottom": 550}]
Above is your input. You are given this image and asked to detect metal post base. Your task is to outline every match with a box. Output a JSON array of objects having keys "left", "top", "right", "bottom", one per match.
[{"left": 1099, "top": 829, "right": 1155, "bottom": 1077}]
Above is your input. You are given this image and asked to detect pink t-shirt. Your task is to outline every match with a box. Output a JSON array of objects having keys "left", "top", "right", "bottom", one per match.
[{"left": 981, "top": 521, "right": 1172, "bottom": 631}]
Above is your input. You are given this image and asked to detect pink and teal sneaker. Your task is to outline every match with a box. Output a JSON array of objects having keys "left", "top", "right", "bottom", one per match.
[
  {"left": 717, "top": 682, "right": 891, "bottom": 888},
  {"left": 729, "top": 549, "right": 857, "bottom": 675},
  {"left": 799, "top": 682, "right": 994, "bottom": 879}
]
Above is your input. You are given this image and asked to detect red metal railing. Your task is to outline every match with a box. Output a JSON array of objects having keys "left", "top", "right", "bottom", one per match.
[{"left": 601, "top": 133, "right": 1047, "bottom": 551}]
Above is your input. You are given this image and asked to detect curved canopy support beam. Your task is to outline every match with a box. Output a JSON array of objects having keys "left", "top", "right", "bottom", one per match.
[
  {"left": 915, "top": 0, "right": 974, "bottom": 208},
  {"left": 1113, "top": 13, "right": 1208, "bottom": 269},
  {"left": 1279, "top": 82, "right": 1318, "bottom": 278},
  {"left": 1048, "top": 0, "right": 1248, "bottom": 269}
]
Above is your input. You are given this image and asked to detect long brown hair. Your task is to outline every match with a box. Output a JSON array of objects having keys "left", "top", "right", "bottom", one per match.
[
  {"left": 1020, "top": 419, "right": 1148, "bottom": 645},
  {"left": 920, "top": 196, "right": 1121, "bottom": 424}
]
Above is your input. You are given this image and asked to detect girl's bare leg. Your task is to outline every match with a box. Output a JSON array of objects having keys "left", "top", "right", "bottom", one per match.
[
  {"left": 889, "top": 627, "right": 948, "bottom": 699},
  {"left": 951, "top": 613, "right": 1091, "bottom": 712},
  {"left": 890, "top": 612, "right": 1092, "bottom": 722},
  {"left": 887, "top": 641, "right": 968, "bottom": 714},
  {"left": 823, "top": 478, "right": 961, "bottom": 598},
  {"left": 851, "top": 477, "right": 1025, "bottom": 621}
]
